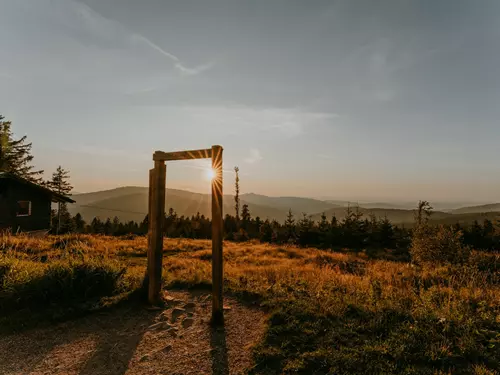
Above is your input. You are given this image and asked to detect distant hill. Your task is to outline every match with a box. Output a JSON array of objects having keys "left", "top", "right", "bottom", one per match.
[
  {"left": 68, "top": 187, "right": 500, "bottom": 226},
  {"left": 241, "top": 193, "right": 340, "bottom": 214},
  {"left": 69, "top": 187, "right": 290, "bottom": 223},
  {"left": 321, "top": 199, "right": 490, "bottom": 211},
  {"left": 429, "top": 211, "right": 500, "bottom": 226},
  {"left": 357, "top": 202, "right": 416, "bottom": 210},
  {"left": 451, "top": 203, "right": 500, "bottom": 215},
  {"left": 70, "top": 187, "right": 146, "bottom": 206}
]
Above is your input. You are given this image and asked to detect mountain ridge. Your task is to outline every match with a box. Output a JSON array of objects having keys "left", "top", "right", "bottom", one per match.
[
  {"left": 451, "top": 203, "right": 500, "bottom": 215},
  {"left": 68, "top": 186, "right": 500, "bottom": 225}
]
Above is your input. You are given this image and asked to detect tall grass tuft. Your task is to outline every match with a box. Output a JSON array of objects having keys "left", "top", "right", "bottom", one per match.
[{"left": 0, "top": 257, "right": 127, "bottom": 313}]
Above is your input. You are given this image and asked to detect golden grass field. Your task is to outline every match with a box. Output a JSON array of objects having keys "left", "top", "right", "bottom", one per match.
[{"left": 1, "top": 234, "right": 499, "bottom": 374}]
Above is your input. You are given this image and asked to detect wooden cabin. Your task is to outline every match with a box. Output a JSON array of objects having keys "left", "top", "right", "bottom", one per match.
[{"left": 0, "top": 172, "right": 75, "bottom": 233}]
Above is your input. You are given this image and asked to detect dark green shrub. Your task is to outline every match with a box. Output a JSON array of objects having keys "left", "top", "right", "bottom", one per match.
[
  {"left": 410, "top": 201, "right": 470, "bottom": 265},
  {"left": 0, "top": 257, "right": 126, "bottom": 313}
]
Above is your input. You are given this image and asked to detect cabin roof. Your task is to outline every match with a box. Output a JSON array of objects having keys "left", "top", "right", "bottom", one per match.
[{"left": 0, "top": 172, "right": 75, "bottom": 203}]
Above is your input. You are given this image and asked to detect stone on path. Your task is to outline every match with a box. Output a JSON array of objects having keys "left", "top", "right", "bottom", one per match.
[
  {"left": 184, "top": 302, "right": 196, "bottom": 312},
  {"left": 182, "top": 317, "right": 194, "bottom": 329},
  {"left": 148, "top": 322, "right": 171, "bottom": 331},
  {"left": 166, "top": 327, "right": 178, "bottom": 337},
  {"left": 159, "top": 312, "right": 170, "bottom": 322},
  {"left": 160, "top": 344, "right": 173, "bottom": 353},
  {"left": 172, "top": 307, "right": 186, "bottom": 322}
]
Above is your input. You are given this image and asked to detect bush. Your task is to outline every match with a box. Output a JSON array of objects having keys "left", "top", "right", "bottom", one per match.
[
  {"left": 234, "top": 228, "right": 250, "bottom": 242},
  {"left": 410, "top": 201, "right": 471, "bottom": 265},
  {"left": 0, "top": 256, "right": 127, "bottom": 313},
  {"left": 469, "top": 251, "right": 500, "bottom": 284},
  {"left": 411, "top": 224, "right": 471, "bottom": 265}
]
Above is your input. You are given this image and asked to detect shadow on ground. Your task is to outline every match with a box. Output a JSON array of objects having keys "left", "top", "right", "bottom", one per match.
[
  {"left": 0, "top": 306, "right": 156, "bottom": 375},
  {"left": 78, "top": 308, "right": 155, "bottom": 375},
  {"left": 0, "top": 290, "right": 266, "bottom": 375},
  {"left": 211, "top": 324, "right": 229, "bottom": 375}
]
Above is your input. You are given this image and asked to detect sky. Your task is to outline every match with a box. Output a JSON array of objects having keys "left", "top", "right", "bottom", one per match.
[{"left": 1, "top": 0, "right": 499, "bottom": 203}]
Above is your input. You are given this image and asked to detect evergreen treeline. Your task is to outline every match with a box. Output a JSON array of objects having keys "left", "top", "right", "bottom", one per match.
[{"left": 61, "top": 206, "right": 499, "bottom": 253}]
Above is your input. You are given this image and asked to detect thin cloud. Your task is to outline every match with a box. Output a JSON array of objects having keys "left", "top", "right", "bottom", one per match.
[
  {"left": 131, "top": 34, "right": 182, "bottom": 62},
  {"left": 51, "top": 0, "right": 214, "bottom": 78},
  {"left": 245, "top": 149, "right": 263, "bottom": 164},
  {"left": 131, "top": 34, "right": 214, "bottom": 76},
  {"left": 175, "top": 61, "right": 215, "bottom": 76}
]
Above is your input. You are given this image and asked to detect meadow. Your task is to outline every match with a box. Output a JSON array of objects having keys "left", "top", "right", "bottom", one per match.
[{"left": 1, "top": 234, "right": 499, "bottom": 374}]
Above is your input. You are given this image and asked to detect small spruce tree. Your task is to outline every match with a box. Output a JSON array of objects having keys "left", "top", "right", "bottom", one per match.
[
  {"left": 241, "top": 204, "right": 251, "bottom": 229},
  {"left": 284, "top": 209, "right": 296, "bottom": 243},
  {"left": 47, "top": 166, "right": 73, "bottom": 233},
  {"left": 73, "top": 213, "right": 86, "bottom": 233}
]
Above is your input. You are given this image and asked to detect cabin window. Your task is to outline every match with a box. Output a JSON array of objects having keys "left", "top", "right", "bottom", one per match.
[{"left": 17, "top": 201, "right": 32, "bottom": 217}]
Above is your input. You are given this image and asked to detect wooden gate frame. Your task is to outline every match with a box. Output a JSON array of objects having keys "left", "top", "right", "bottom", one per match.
[{"left": 148, "top": 145, "right": 224, "bottom": 323}]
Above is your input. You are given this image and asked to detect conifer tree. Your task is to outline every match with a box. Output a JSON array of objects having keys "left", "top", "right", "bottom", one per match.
[
  {"left": 297, "top": 213, "right": 314, "bottom": 246},
  {"left": 104, "top": 218, "right": 112, "bottom": 235},
  {"left": 139, "top": 215, "right": 149, "bottom": 234},
  {"left": 48, "top": 166, "right": 73, "bottom": 195},
  {"left": 73, "top": 213, "right": 86, "bottom": 233},
  {"left": 379, "top": 216, "right": 395, "bottom": 248},
  {"left": 0, "top": 115, "right": 43, "bottom": 182},
  {"left": 253, "top": 216, "right": 262, "bottom": 238},
  {"left": 318, "top": 212, "right": 330, "bottom": 247},
  {"left": 259, "top": 219, "right": 273, "bottom": 242},
  {"left": 241, "top": 204, "right": 251, "bottom": 229},
  {"left": 112, "top": 216, "right": 121, "bottom": 234},
  {"left": 47, "top": 166, "right": 73, "bottom": 233},
  {"left": 284, "top": 209, "right": 296, "bottom": 242},
  {"left": 90, "top": 217, "right": 104, "bottom": 234}
]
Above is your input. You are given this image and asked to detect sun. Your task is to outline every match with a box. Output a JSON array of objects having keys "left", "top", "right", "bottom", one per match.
[{"left": 204, "top": 168, "right": 216, "bottom": 181}]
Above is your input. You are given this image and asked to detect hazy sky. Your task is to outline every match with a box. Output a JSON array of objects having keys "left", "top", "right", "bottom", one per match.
[{"left": 1, "top": 0, "right": 499, "bottom": 203}]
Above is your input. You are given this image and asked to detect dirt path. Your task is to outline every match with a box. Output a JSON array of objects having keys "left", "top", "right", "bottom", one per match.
[{"left": 0, "top": 291, "right": 267, "bottom": 375}]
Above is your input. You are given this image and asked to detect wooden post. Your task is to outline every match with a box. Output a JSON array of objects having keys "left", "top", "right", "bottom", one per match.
[
  {"left": 148, "top": 169, "right": 154, "bottom": 248},
  {"left": 211, "top": 145, "right": 224, "bottom": 324},
  {"left": 148, "top": 160, "right": 166, "bottom": 305},
  {"left": 144, "top": 168, "right": 155, "bottom": 292}
]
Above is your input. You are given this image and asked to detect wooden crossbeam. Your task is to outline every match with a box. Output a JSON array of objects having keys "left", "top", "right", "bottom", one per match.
[{"left": 153, "top": 148, "right": 212, "bottom": 161}]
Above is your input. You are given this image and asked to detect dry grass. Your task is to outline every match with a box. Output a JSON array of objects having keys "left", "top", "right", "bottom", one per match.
[{"left": 1, "top": 234, "right": 499, "bottom": 374}]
